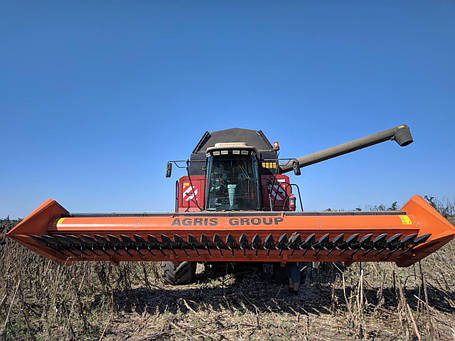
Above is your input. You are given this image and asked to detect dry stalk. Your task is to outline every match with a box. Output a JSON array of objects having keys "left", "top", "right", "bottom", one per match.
[
  {"left": 419, "top": 261, "right": 435, "bottom": 339},
  {"left": 18, "top": 284, "right": 36, "bottom": 341},
  {"left": 0, "top": 278, "right": 20, "bottom": 341},
  {"left": 406, "top": 302, "right": 421, "bottom": 341}
]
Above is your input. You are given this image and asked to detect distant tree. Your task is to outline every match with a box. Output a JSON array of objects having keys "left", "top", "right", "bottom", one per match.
[
  {"left": 424, "top": 195, "right": 455, "bottom": 218},
  {"left": 424, "top": 195, "right": 437, "bottom": 209},
  {"left": 388, "top": 201, "right": 398, "bottom": 211}
]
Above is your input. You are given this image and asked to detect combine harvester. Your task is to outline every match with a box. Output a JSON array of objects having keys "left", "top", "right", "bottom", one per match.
[{"left": 7, "top": 125, "right": 455, "bottom": 284}]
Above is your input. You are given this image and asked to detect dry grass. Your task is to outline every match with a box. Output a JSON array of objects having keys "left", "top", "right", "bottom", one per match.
[{"left": 1, "top": 217, "right": 455, "bottom": 340}]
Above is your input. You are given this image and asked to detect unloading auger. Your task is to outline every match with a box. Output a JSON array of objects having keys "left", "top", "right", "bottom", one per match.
[{"left": 7, "top": 125, "right": 455, "bottom": 275}]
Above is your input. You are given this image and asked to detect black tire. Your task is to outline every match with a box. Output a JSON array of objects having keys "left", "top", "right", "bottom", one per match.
[{"left": 161, "top": 261, "right": 196, "bottom": 285}]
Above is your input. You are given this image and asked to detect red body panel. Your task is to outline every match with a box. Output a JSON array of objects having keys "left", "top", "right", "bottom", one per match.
[
  {"left": 261, "top": 174, "right": 292, "bottom": 211},
  {"left": 177, "top": 176, "right": 206, "bottom": 212}
]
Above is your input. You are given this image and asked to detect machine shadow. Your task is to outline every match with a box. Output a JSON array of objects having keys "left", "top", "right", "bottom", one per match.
[{"left": 110, "top": 268, "right": 455, "bottom": 317}]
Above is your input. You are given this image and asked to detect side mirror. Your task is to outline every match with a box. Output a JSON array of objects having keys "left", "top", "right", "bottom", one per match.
[
  {"left": 166, "top": 162, "right": 172, "bottom": 178},
  {"left": 292, "top": 160, "right": 301, "bottom": 176}
]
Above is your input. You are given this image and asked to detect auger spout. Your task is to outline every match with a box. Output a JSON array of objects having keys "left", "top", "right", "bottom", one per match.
[{"left": 279, "top": 124, "right": 413, "bottom": 173}]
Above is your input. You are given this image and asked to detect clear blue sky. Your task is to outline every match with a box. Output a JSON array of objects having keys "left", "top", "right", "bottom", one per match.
[{"left": 1, "top": 1, "right": 454, "bottom": 218}]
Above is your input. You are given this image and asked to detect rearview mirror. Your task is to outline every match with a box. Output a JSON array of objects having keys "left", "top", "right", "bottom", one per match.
[{"left": 166, "top": 162, "right": 172, "bottom": 178}]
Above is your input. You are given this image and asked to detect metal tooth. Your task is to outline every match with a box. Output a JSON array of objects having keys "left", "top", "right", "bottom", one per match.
[
  {"left": 378, "top": 233, "right": 403, "bottom": 258},
  {"left": 264, "top": 234, "right": 274, "bottom": 249},
  {"left": 252, "top": 234, "right": 262, "bottom": 256},
  {"left": 327, "top": 233, "right": 344, "bottom": 256},
  {"left": 160, "top": 234, "right": 171, "bottom": 248},
  {"left": 213, "top": 234, "right": 225, "bottom": 256},
  {"left": 350, "top": 233, "right": 373, "bottom": 259},
  {"left": 314, "top": 234, "right": 330, "bottom": 257},
  {"left": 148, "top": 235, "right": 165, "bottom": 256},
  {"left": 120, "top": 234, "right": 145, "bottom": 256},
  {"left": 30, "top": 234, "right": 68, "bottom": 256},
  {"left": 361, "top": 233, "right": 374, "bottom": 249},
  {"left": 187, "top": 234, "right": 200, "bottom": 256},
  {"left": 239, "top": 234, "right": 249, "bottom": 256},
  {"left": 174, "top": 234, "right": 189, "bottom": 256},
  {"left": 132, "top": 234, "right": 147, "bottom": 246},
  {"left": 363, "top": 233, "right": 388, "bottom": 256},
  {"left": 66, "top": 235, "right": 95, "bottom": 256},
  {"left": 41, "top": 234, "right": 60, "bottom": 246},
  {"left": 276, "top": 233, "right": 288, "bottom": 249},
  {"left": 161, "top": 234, "right": 177, "bottom": 256},
  {"left": 373, "top": 233, "right": 388, "bottom": 249},
  {"left": 95, "top": 235, "right": 121, "bottom": 256},
  {"left": 381, "top": 233, "right": 417, "bottom": 259},
  {"left": 264, "top": 234, "right": 274, "bottom": 256},
  {"left": 339, "top": 233, "right": 359, "bottom": 256},
  {"left": 375, "top": 233, "right": 402, "bottom": 257},
  {"left": 108, "top": 234, "right": 134, "bottom": 257},
  {"left": 173, "top": 234, "right": 185, "bottom": 248},
  {"left": 59, "top": 234, "right": 92, "bottom": 257},
  {"left": 133, "top": 234, "right": 155, "bottom": 256},
  {"left": 119, "top": 234, "right": 133, "bottom": 244},
  {"left": 301, "top": 234, "right": 316, "bottom": 257},
  {"left": 289, "top": 233, "right": 301, "bottom": 256},
  {"left": 213, "top": 234, "right": 225, "bottom": 248},
  {"left": 30, "top": 234, "right": 50, "bottom": 245},
  {"left": 226, "top": 234, "right": 237, "bottom": 256},
  {"left": 201, "top": 234, "right": 212, "bottom": 256},
  {"left": 53, "top": 235, "right": 81, "bottom": 257},
  {"left": 415, "top": 233, "right": 431, "bottom": 245},
  {"left": 187, "top": 234, "right": 199, "bottom": 247},
  {"left": 398, "top": 233, "right": 418, "bottom": 249},
  {"left": 107, "top": 234, "right": 131, "bottom": 257},
  {"left": 398, "top": 233, "right": 431, "bottom": 257},
  {"left": 412, "top": 233, "right": 431, "bottom": 246},
  {"left": 388, "top": 233, "right": 403, "bottom": 249},
  {"left": 82, "top": 234, "right": 110, "bottom": 256},
  {"left": 45, "top": 234, "right": 80, "bottom": 257},
  {"left": 276, "top": 233, "right": 288, "bottom": 256},
  {"left": 226, "top": 234, "right": 237, "bottom": 248}
]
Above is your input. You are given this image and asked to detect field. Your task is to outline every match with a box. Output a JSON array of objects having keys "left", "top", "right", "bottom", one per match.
[{"left": 1, "top": 214, "right": 454, "bottom": 340}]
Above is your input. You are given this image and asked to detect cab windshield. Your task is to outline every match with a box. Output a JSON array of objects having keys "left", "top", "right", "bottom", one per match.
[{"left": 206, "top": 155, "right": 260, "bottom": 210}]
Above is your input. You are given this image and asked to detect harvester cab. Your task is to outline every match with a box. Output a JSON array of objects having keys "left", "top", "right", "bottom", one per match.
[
  {"left": 7, "top": 124, "right": 455, "bottom": 285},
  {"left": 168, "top": 128, "right": 294, "bottom": 212},
  {"left": 205, "top": 143, "right": 260, "bottom": 211}
]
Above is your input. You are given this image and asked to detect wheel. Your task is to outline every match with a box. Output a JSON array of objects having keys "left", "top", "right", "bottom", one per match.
[{"left": 161, "top": 261, "right": 196, "bottom": 285}]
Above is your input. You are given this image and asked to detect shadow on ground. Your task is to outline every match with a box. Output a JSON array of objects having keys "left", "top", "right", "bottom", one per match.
[{"left": 109, "top": 265, "right": 455, "bottom": 317}]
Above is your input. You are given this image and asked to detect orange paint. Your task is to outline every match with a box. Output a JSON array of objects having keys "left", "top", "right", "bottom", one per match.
[{"left": 7, "top": 195, "right": 455, "bottom": 267}]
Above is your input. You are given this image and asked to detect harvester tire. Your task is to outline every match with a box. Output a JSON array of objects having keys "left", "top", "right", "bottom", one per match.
[{"left": 161, "top": 261, "right": 196, "bottom": 285}]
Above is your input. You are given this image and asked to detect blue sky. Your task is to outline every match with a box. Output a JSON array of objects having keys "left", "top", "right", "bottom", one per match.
[{"left": 1, "top": 1, "right": 454, "bottom": 218}]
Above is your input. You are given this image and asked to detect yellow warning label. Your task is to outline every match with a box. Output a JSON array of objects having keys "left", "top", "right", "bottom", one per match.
[
  {"left": 399, "top": 215, "right": 412, "bottom": 225},
  {"left": 183, "top": 182, "right": 190, "bottom": 187}
]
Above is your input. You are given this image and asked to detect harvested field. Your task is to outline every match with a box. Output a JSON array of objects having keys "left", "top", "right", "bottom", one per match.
[{"left": 1, "top": 216, "right": 455, "bottom": 340}]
